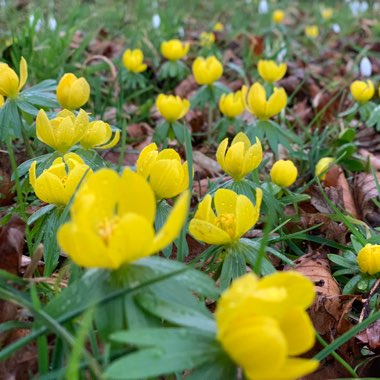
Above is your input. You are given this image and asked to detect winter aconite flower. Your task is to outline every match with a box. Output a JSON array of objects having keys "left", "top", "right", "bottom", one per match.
[
  {"left": 242, "top": 83, "right": 287, "bottom": 120},
  {"left": 216, "top": 132, "right": 262, "bottom": 181},
  {"left": 156, "top": 94, "right": 190, "bottom": 122},
  {"left": 161, "top": 39, "right": 190, "bottom": 61},
  {"left": 350, "top": 80, "right": 375, "bottom": 103},
  {"left": 305, "top": 25, "right": 319, "bottom": 38},
  {"left": 321, "top": 8, "right": 333, "bottom": 21},
  {"left": 192, "top": 56, "right": 223, "bottom": 85},
  {"left": 258, "top": 60, "right": 287, "bottom": 83},
  {"left": 272, "top": 10, "right": 285, "bottom": 24},
  {"left": 189, "top": 188, "right": 262, "bottom": 245},
  {"left": 136, "top": 143, "right": 190, "bottom": 199},
  {"left": 216, "top": 272, "right": 318, "bottom": 380},
  {"left": 0, "top": 56, "right": 27, "bottom": 99},
  {"left": 122, "top": 49, "right": 147, "bottom": 73},
  {"left": 29, "top": 153, "right": 92, "bottom": 206},
  {"left": 270, "top": 160, "right": 298, "bottom": 187},
  {"left": 199, "top": 32, "right": 215, "bottom": 47},
  {"left": 36, "top": 109, "right": 89, "bottom": 153},
  {"left": 80, "top": 120, "right": 120, "bottom": 150},
  {"left": 213, "top": 22, "right": 224, "bottom": 32},
  {"left": 315, "top": 157, "right": 334, "bottom": 180},
  {"left": 219, "top": 91, "right": 244, "bottom": 118},
  {"left": 57, "top": 169, "right": 189, "bottom": 269},
  {"left": 357, "top": 244, "right": 380, "bottom": 275},
  {"left": 56, "top": 73, "right": 91, "bottom": 110}
]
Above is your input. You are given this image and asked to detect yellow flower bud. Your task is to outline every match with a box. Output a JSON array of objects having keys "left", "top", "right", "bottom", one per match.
[
  {"left": 136, "top": 143, "right": 190, "bottom": 199},
  {"left": 80, "top": 120, "right": 120, "bottom": 150},
  {"left": 216, "top": 272, "right": 318, "bottom": 380},
  {"left": 315, "top": 157, "right": 334, "bottom": 180},
  {"left": 122, "top": 49, "right": 147, "bottom": 73},
  {"left": 56, "top": 73, "right": 91, "bottom": 110},
  {"left": 199, "top": 32, "right": 215, "bottom": 47},
  {"left": 156, "top": 94, "right": 190, "bottom": 122},
  {"left": 160, "top": 39, "right": 190, "bottom": 61},
  {"left": 216, "top": 132, "right": 262, "bottom": 181},
  {"left": 350, "top": 80, "right": 375, "bottom": 104},
  {"left": 305, "top": 25, "right": 319, "bottom": 38},
  {"left": 270, "top": 160, "right": 298, "bottom": 187},
  {"left": 0, "top": 56, "right": 27, "bottom": 98},
  {"left": 242, "top": 83, "right": 287, "bottom": 120},
  {"left": 57, "top": 168, "right": 190, "bottom": 269},
  {"left": 321, "top": 8, "right": 333, "bottom": 20},
  {"left": 357, "top": 244, "right": 380, "bottom": 275},
  {"left": 219, "top": 91, "right": 244, "bottom": 118},
  {"left": 258, "top": 60, "right": 287, "bottom": 83},
  {"left": 272, "top": 10, "right": 285, "bottom": 24},
  {"left": 36, "top": 109, "right": 89, "bottom": 153},
  {"left": 192, "top": 56, "right": 223, "bottom": 85},
  {"left": 29, "top": 153, "right": 92, "bottom": 206},
  {"left": 213, "top": 22, "right": 224, "bottom": 32},
  {"left": 189, "top": 188, "right": 262, "bottom": 245}
]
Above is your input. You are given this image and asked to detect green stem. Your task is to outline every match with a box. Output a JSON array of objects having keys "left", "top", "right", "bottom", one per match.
[
  {"left": 207, "top": 85, "right": 215, "bottom": 145},
  {"left": 117, "top": 71, "right": 126, "bottom": 170},
  {"left": 315, "top": 334, "right": 358, "bottom": 378}
]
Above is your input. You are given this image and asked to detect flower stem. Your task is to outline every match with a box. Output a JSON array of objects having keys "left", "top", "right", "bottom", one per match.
[{"left": 17, "top": 109, "right": 34, "bottom": 158}]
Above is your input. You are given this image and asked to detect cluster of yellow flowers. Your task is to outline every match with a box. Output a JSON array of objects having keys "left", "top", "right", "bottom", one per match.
[{"left": 216, "top": 272, "right": 318, "bottom": 380}]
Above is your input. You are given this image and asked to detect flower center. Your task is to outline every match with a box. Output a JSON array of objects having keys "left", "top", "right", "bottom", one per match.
[
  {"left": 215, "top": 213, "right": 236, "bottom": 238},
  {"left": 98, "top": 216, "right": 120, "bottom": 244}
]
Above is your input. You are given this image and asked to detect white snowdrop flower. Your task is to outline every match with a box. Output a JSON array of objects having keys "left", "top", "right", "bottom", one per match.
[
  {"left": 178, "top": 26, "right": 185, "bottom": 37},
  {"left": 48, "top": 17, "right": 57, "bottom": 31},
  {"left": 258, "top": 0, "right": 268, "bottom": 14},
  {"left": 349, "top": 1, "right": 361, "bottom": 16},
  {"left": 152, "top": 14, "right": 161, "bottom": 29},
  {"left": 332, "top": 23, "right": 341, "bottom": 33},
  {"left": 360, "top": 56, "right": 372, "bottom": 77},
  {"left": 277, "top": 47, "right": 287, "bottom": 62},
  {"left": 360, "top": 1, "right": 368, "bottom": 12}
]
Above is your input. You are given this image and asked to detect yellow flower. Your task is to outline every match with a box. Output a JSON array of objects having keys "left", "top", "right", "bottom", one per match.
[
  {"left": 136, "top": 143, "right": 190, "bottom": 199},
  {"left": 242, "top": 83, "right": 287, "bottom": 120},
  {"left": 219, "top": 91, "right": 244, "bottom": 118},
  {"left": 57, "top": 168, "right": 189, "bottom": 269},
  {"left": 357, "top": 244, "right": 380, "bottom": 275},
  {"left": 56, "top": 73, "right": 91, "bottom": 110},
  {"left": 189, "top": 188, "right": 262, "bottom": 245},
  {"left": 216, "top": 272, "right": 318, "bottom": 380},
  {"left": 156, "top": 94, "right": 190, "bottom": 122},
  {"left": 200, "top": 32, "right": 215, "bottom": 47},
  {"left": 0, "top": 56, "right": 27, "bottom": 99},
  {"left": 122, "top": 49, "right": 147, "bottom": 73},
  {"left": 270, "top": 160, "right": 298, "bottom": 187},
  {"left": 272, "top": 10, "right": 285, "bottom": 24},
  {"left": 216, "top": 132, "right": 262, "bottom": 181},
  {"left": 36, "top": 109, "right": 89, "bottom": 153},
  {"left": 29, "top": 153, "right": 92, "bottom": 206},
  {"left": 0, "top": 94, "right": 4, "bottom": 108},
  {"left": 192, "top": 56, "right": 223, "bottom": 85},
  {"left": 80, "top": 120, "right": 120, "bottom": 150},
  {"left": 161, "top": 39, "right": 190, "bottom": 61},
  {"left": 258, "top": 60, "right": 287, "bottom": 83},
  {"left": 305, "top": 25, "right": 319, "bottom": 38},
  {"left": 213, "top": 22, "right": 224, "bottom": 32},
  {"left": 321, "top": 8, "right": 333, "bottom": 20},
  {"left": 315, "top": 157, "right": 334, "bottom": 180},
  {"left": 350, "top": 80, "right": 375, "bottom": 104}
]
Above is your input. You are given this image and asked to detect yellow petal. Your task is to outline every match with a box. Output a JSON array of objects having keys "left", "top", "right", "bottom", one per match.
[
  {"left": 64, "top": 164, "right": 92, "bottom": 204},
  {"left": 269, "top": 358, "right": 319, "bottom": 380},
  {"left": 248, "top": 83, "right": 267, "bottom": 119},
  {"left": 69, "top": 77, "right": 90, "bottom": 109},
  {"left": 29, "top": 161, "right": 37, "bottom": 187},
  {"left": 279, "top": 307, "right": 315, "bottom": 356},
  {"left": 56, "top": 73, "right": 76, "bottom": 108},
  {"left": 136, "top": 143, "right": 158, "bottom": 178},
  {"left": 108, "top": 213, "right": 155, "bottom": 268},
  {"left": 234, "top": 193, "right": 257, "bottom": 239},
  {"left": 216, "top": 138, "right": 228, "bottom": 173},
  {"left": 193, "top": 194, "right": 216, "bottom": 223},
  {"left": 36, "top": 109, "right": 57, "bottom": 149},
  {"left": 257, "top": 271, "right": 316, "bottom": 310},
  {"left": 57, "top": 223, "right": 112, "bottom": 268},
  {"left": 242, "top": 137, "right": 262, "bottom": 174},
  {"left": 97, "top": 129, "right": 120, "bottom": 149},
  {"left": 18, "top": 56, "right": 28, "bottom": 90},
  {"left": 119, "top": 168, "right": 156, "bottom": 224},
  {"left": 34, "top": 171, "right": 66, "bottom": 205},
  {"left": 231, "top": 132, "right": 251, "bottom": 151},
  {"left": 224, "top": 141, "right": 245, "bottom": 180},
  {"left": 189, "top": 219, "right": 231, "bottom": 245},
  {"left": 150, "top": 190, "right": 190, "bottom": 253},
  {"left": 267, "top": 87, "right": 287, "bottom": 118},
  {"left": 214, "top": 188, "right": 237, "bottom": 215}
]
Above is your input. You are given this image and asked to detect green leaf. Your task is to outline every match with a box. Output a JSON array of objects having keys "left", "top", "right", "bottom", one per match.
[
  {"left": 342, "top": 274, "right": 362, "bottom": 295},
  {"left": 106, "top": 328, "right": 220, "bottom": 379},
  {"left": 327, "top": 254, "right": 358, "bottom": 269},
  {"left": 27, "top": 204, "right": 56, "bottom": 226},
  {"left": 220, "top": 250, "right": 247, "bottom": 290}
]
